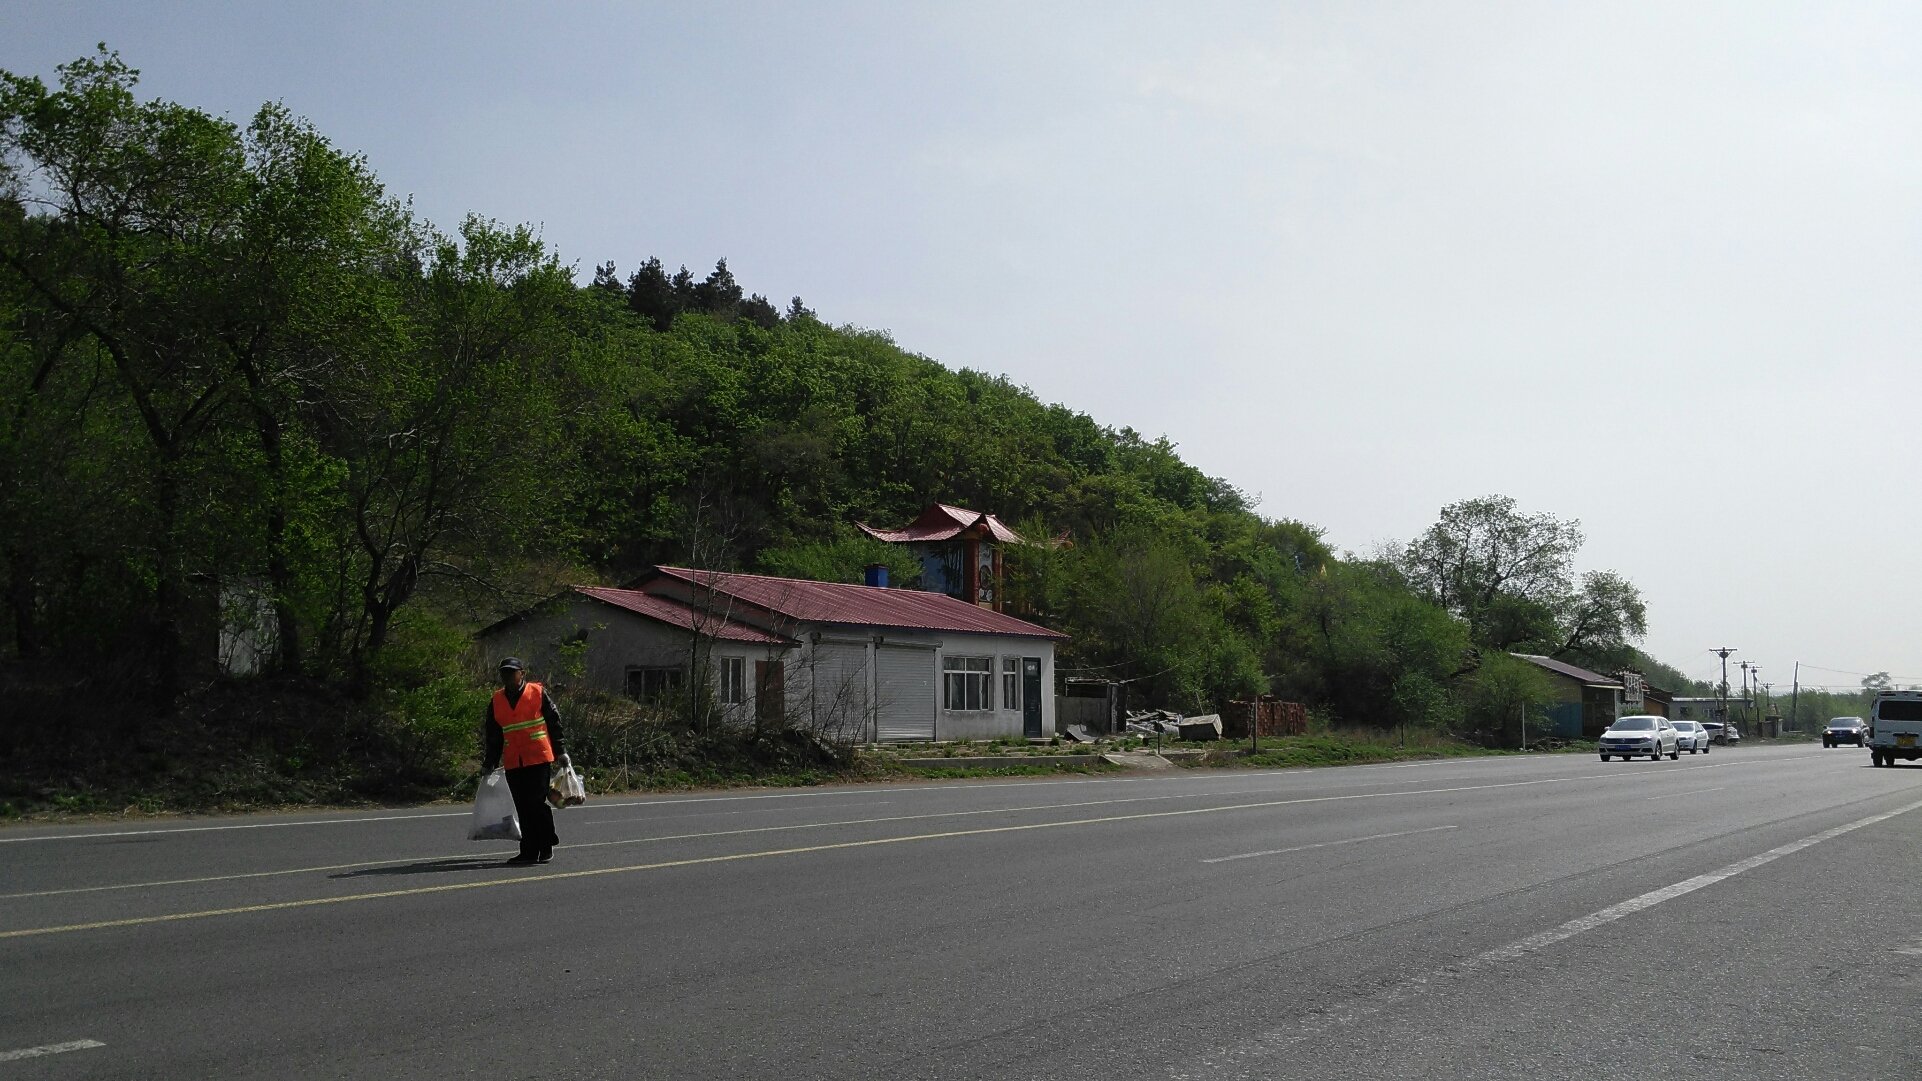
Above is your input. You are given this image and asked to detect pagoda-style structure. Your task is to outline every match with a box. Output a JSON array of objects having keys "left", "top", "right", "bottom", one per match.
[{"left": 858, "top": 504, "right": 1025, "bottom": 611}]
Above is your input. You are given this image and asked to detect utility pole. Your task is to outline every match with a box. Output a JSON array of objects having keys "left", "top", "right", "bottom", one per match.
[
  {"left": 1751, "top": 666, "right": 1763, "bottom": 732},
  {"left": 1714, "top": 647, "right": 1738, "bottom": 733},
  {"left": 1790, "top": 661, "right": 1800, "bottom": 731}
]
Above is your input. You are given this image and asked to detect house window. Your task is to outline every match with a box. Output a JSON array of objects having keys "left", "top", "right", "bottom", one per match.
[
  {"left": 943, "top": 655, "right": 993, "bottom": 711},
  {"left": 719, "top": 657, "right": 746, "bottom": 706},
  {"left": 1001, "top": 657, "right": 1021, "bottom": 711},
  {"left": 625, "top": 666, "right": 685, "bottom": 703}
]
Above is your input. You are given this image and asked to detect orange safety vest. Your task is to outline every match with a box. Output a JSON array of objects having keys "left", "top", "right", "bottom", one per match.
[{"left": 492, "top": 682, "right": 555, "bottom": 769}]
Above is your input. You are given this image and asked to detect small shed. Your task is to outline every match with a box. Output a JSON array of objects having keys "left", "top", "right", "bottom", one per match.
[{"left": 1513, "top": 654, "right": 1625, "bottom": 738}]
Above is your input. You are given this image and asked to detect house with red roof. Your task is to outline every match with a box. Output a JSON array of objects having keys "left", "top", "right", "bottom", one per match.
[
  {"left": 857, "top": 504, "right": 1026, "bottom": 611},
  {"left": 480, "top": 566, "right": 1066, "bottom": 742}
]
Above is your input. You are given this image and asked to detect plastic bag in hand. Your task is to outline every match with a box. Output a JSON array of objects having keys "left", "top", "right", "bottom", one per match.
[
  {"left": 548, "top": 759, "right": 587, "bottom": 808},
  {"left": 469, "top": 769, "right": 522, "bottom": 841}
]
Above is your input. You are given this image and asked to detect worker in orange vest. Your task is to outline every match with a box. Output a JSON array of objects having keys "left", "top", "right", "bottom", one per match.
[{"left": 482, "top": 657, "right": 569, "bottom": 865}]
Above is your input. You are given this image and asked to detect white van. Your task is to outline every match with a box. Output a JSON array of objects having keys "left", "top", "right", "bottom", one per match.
[{"left": 1867, "top": 690, "right": 1922, "bottom": 767}]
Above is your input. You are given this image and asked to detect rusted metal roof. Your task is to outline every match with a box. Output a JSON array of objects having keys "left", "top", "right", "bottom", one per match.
[
  {"left": 1512, "top": 653, "right": 1623, "bottom": 688},
  {"left": 857, "top": 503, "right": 1027, "bottom": 545},
  {"left": 647, "top": 567, "right": 1066, "bottom": 640},
  {"left": 575, "top": 586, "right": 793, "bottom": 645}
]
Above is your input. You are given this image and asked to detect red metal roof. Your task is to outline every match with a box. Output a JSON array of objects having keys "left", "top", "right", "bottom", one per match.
[
  {"left": 647, "top": 567, "right": 1066, "bottom": 640},
  {"left": 575, "top": 587, "right": 792, "bottom": 645},
  {"left": 857, "top": 503, "right": 1027, "bottom": 545}
]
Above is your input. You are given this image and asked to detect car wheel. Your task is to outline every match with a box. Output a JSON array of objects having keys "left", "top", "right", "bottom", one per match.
[
  {"left": 1669, "top": 748, "right": 1679, "bottom": 759},
  {"left": 1600, "top": 754, "right": 1610, "bottom": 761}
]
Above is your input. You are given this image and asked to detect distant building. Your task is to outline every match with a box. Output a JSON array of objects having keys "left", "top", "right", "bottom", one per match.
[
  {"left": 1513, "top": 654, "right": 1625, "bottom": 738},
  {"left": 857, "top": 504, "right": 1026, "bottom": 611},
  {"left": 1671, "top": 696, "right": 1733, "bottom": 727}
]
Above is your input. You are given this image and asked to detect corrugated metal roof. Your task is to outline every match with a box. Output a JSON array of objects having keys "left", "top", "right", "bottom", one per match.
[
  {"left": 857, "top": 503, "right": 1027, "bottom": 545},
  {"left": 576, "top": 587, "right": 793, "bottom": 645},
  {"left": 1513, "top": 653, "right": 1622, "bottom": 687},
  {"left": 648, "top": 567, "right": 1067, "bottom": 639}
]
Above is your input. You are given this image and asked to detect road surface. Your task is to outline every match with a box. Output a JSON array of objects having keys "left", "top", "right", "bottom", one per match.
[{"left": 2, "top": 743, "right": 1918, "bottom": 1079}]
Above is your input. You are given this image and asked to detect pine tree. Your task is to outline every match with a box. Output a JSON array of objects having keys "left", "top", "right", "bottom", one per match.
[
  {"left": 693, "top": 258, "right": 744, "bottom": 315},
  {"left": 785, "top": 295, "right": 816, "bottom": 322},
  {"left": 625, "top": 257, "right": 682, "bottom": 331},
  {"left": 739, "top": 293, "right": 780, "bottom": 329}
]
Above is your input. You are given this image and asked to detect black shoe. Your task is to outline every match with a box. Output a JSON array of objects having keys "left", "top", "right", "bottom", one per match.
[
  {"left": 504, "top": 853, "right": 538, "bottom": 866},
  {"left": 537, "top": 848, "right": 552, "bottom": 864}
]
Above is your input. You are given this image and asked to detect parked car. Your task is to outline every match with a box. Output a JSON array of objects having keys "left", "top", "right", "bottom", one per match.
[
  {"left": 1670, "top": 719, "right": 1710, "bottom": 754},
  {"left": 1599, "top": 715, "right": 1680, "bottom": 761},
  {"left": 1823, "top": 716, "right": 1867, "bottom": 748},
  {"left": 1700, "top": 721, "right": 1741, "bottom": 745}
]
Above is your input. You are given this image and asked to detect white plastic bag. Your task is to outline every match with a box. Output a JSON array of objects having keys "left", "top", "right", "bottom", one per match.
[
  {"left": 469, "top": 769, "right": 521, "bottom": 842},
  {"left": 548, "top": 756, "right": 587, "bottom": 808}
]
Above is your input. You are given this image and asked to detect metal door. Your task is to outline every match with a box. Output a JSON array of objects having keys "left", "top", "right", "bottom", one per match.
[
  {"left": 1022, "top": 657, "right": 1043, "bottom": 738},
  {"left": 876, "top": 646, "right": 937, "bottom": 742}
]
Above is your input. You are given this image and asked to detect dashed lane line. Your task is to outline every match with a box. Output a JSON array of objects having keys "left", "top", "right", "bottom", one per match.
[
  {"left": 1200, "top": 825, "right": 1458, "bottom": 863},
  {"left": 0, "top": 1039, "right": 105, "bottom": 1063}
]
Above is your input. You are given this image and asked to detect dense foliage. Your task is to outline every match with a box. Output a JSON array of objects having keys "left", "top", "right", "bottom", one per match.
[{"left": 2, "top": 52, "right": 1681, "bottom": 777}]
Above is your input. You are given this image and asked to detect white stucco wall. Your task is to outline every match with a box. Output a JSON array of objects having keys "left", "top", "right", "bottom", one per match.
[{"left": 481, "top": 594, "right": 1058, "bottom": 742}]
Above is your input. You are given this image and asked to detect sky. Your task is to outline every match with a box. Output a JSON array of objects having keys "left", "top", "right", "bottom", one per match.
[{"left": 9, "top": 2, "right": 1921, "bottom": 692}]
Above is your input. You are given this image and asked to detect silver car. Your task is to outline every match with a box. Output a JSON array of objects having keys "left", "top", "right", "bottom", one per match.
[
  {"left": 1599, "top": 715, "right": 1679, "bottom": 761},
  {"left": 1670, "top": 719, "right": 1710, "bottom": 754}
]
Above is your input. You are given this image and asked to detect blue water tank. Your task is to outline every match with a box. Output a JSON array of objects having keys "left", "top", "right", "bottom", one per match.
[{"left": 863, "top": 563, "right": 889, "bottom": 588}]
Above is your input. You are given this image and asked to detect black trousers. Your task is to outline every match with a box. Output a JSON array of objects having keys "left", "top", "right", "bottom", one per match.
[{"left": 504, "top": 762, "right": 557, "bottom": 857}]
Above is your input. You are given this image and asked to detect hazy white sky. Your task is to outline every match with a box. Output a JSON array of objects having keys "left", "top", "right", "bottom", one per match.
[{"left": 10, "top": 2, "right": 1920, "bottom": 690}]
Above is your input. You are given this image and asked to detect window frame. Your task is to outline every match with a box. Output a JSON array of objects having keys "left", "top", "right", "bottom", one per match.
[
  {"left": 718, "top": 656, "right": 746, "bottom": 706},
  {"left": 625, "top": 665, "right": 686, "bottom": 704},
  {"left": 1000, "top": 657, "right": 1021, "bottom": 712},
  {"left": 942, "top": 655, "right": 994, "bottom": 712}
]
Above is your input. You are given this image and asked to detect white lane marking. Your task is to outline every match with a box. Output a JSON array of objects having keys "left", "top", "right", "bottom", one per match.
[
  {"left": 1472, "top": 797, "right": 1922, "bottom": 964},
  {"left": 0, "top": 1039, "right": 105, "bottom": 1062},
  {"left": 1644, "top": 787, "right": 1726, "bottom": 801},
  {"left": 1201, "top": 825, "right": 1457, "bottom": 864},
  {"left": 0, "top": 746, "right": 1820, "bottom": 845},
  {"left": 1172, "top": 795, "right": 1922, "bottom": 1080},
  {"left": 0, "top": 763, "right": 1752, "bottom": 897}
]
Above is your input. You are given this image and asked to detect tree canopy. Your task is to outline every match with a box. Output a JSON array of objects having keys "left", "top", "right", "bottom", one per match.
[{"left": 1, "top": 50, "right": 1685, "bottom": 747}]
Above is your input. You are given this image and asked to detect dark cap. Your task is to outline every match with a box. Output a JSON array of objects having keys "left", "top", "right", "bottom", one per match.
[{"left": 498, "top": 657, "right": 525, "bottom": 671}]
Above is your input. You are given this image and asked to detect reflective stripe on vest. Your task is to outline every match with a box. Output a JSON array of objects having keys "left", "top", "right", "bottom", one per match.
[{"left": 492, "top": 682, "right": 555, "bottom": 769}]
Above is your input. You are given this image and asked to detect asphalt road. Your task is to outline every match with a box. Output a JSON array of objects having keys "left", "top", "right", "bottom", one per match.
[{"left": 3, "top": 743, "right": 1919, "bottom": 1079}]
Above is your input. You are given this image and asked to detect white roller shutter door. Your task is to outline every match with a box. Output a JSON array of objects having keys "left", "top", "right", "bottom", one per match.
[
  {"left": 809, "top": 641, "right": 871, "bottom": 743},
  {"left": 875, "top": 645, "right": 937, "bottom": 742}
]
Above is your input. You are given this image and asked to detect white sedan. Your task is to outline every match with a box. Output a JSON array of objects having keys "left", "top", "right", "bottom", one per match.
[
  {"left": 1599, "top": 715, "right": 1680, "bottom": 761},
  {"left": 1670, "top": 719, "right": 1710, "bottom": 754}
]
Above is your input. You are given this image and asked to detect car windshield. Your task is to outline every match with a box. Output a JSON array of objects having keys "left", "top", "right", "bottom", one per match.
[
  {"left": 1613, "top": 718, "right": 1655, "bottom": 731},
  {"left": 1673, "top": 722, "right": 1695, "bottom": 731},
  {"left": 1829, "top": 719, "right": 1860, "bottom": 727}
]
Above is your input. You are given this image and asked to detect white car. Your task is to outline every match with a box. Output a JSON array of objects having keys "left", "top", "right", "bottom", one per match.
[
  {"left": 1670, "top": 719, "right": 1710, "bottom": 754},
  {"left": 1599, "top": 715, "right": 1679, "bottom": 761}
]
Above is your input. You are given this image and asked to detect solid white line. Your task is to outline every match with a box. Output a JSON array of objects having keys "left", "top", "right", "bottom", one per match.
[
  {"left": 0, "top": 1039, "right": 105, "bottom": 1062},
  {"left": 1469, "top": 796, "right": 1922, "bottom": 966},
  {"left": 1644, "top": 787, "right": 1725, "bottom": 801},
  {"left": 1175, "top": 794, "right": 1922, "bottom": 1080},
  {"left": 1201, "top": 826, "right": 1458, "bottom": 864}
]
